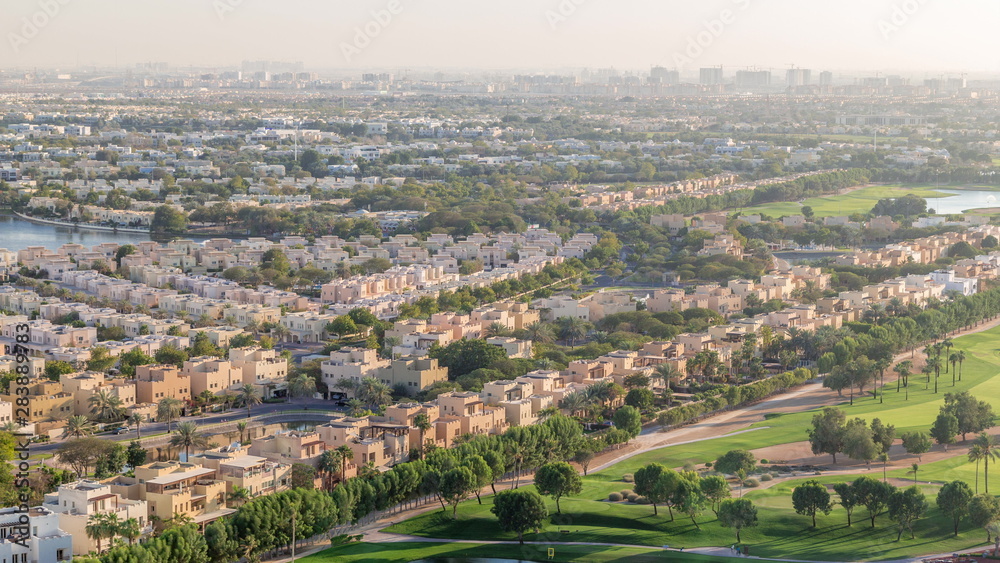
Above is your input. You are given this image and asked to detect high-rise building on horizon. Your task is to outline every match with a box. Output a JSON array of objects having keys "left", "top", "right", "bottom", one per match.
[
  {"left": 786, "top": 68, "right": 811, "bottom": 87},
  {"left": 700, "top": 67, "right": 724, "bottom": 85}
]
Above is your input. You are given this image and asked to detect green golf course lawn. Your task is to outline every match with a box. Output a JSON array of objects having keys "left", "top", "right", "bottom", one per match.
[
  {"left": 739, "top": 184, "right": 958, "bottom": 218},
  {"left": 380, "top": 322, "right": 1000, "bottom": 561},
  {"left": 299, "top": 542, "right": 737, "bottom": 563}
]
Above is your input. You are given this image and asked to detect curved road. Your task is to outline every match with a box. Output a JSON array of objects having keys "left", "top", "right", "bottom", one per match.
[{"left": 28, "top": 397, "right": 341, "bottom": 455}]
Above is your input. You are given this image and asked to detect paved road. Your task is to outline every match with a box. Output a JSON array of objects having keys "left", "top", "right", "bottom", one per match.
[{"left": 28, "top": 397, "right": 342, "bottom": 455}]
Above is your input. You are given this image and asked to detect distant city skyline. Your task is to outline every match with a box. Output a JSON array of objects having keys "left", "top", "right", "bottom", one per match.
[{"left": 3, "top": 0, "right": 999, "bottom": 73}]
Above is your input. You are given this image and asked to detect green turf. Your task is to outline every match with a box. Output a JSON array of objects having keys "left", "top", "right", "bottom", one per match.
[
  {"left": 298, "top": 541, "right": 738, "bottom": 563},
  {"left": 738, "top": 184, "right": 958, "bottom": 218},
  {"left": 384, "top": 478, "right": 990, "bottom": 561}
]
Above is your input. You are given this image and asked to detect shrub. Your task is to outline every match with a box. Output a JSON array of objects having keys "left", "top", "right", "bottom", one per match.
[
  {"left": 759, "top": 458, "right": 769, "bottom": 464},
  {"left": 622, "top": 473, "right": 634, "bottom": 483},
  {"left": 634, "top": 496, "right": 651, "bottom": 504},
  {"left": 620, "top": 489, "right": 634, "bottom": 497},
  {"left": 743, "top": 478, "right": 760, "bottom": 488},
  {"left": 608, "top": 492, "right": 623, "bottom": 502},
  {"left": 759, "top": 473, "right": 773, "bottom": 482},
  {"left": 627, "top": 493, "right": 639, "bottom": 503},
  {"left": 705, "top": 462, "right": 713, "bottom": 468}
]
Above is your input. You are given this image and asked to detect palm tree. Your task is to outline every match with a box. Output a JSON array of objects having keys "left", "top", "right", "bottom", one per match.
[
  {"left": 894, "top": 361, "right": 911, "bottom": 395},
  {"left": 119, "top": 517, "right": 141, "bottom": 546},
  {"left": 244, "top": 319, "right": 261, "bottom": 337},
  {"left": 524, "top": 322, "right": 555, "bottom": 344},
  {"left": 236, "top": 420, "right": 248, "bottom": 444},
  {"left": 413, "top": 413, "right": 432, "bottom": 457},
  {"left": 957, "top": 350, "right": 967, "bottom": 382},
  {"left": 506, "top": 441, "right": 527, "bottom": 488},
  {"left": 560, "top": 391, "right": 591, "bottom": 419},
  {"left": 972, "top": 433, "right": 1000, "bottom": 494},
  {"left": 169, "top": 421, "right": 210, "bottom": 461},
  {"left": 356, "top": 377, "right": 392, "bottom": 410},
  {"left": 286, "top": 373, "right": 317, "bottom": 401},
  {"left": 228, "top": 485, "right": 251, "bottom": 508},
  {"left": 970, "top": 443, "right": 985, "bottom": 494},
  {"left": 86, "top": 513, "right": 114, "bottom": 553},
  {"left": 271, "top": 323, "right": 291, "bottom": 342},
  {"left": 336, "top": 444, "right": 354, "bottom": 481},
  {"left": 874, "top": 358, "right": 891, "bottom": 403},
  {"left": 878, "top": 452, "right": 890, "bottom": 482},
  {"left": 483, "top": 322, "right": 511, "bottom": 338},
  {"left": 653, "top": 364, "right": 680, "bottom": 395},
  {"left": 346, "top": 398, "right": 365, "bottom": 417},
  {"left": 317, "top": 450, "right": 341, "bottom": 490},
  {"left": 236, "top": 384, "right": 262, "bottom": 418},
  {"left": 65, "top": 415, "right": 95, "bottom": 438},
  {"left": 157, "top": 397, "right": 183, "bottom": 433},
  {"left": 197, "top": 390, "right": 216, "bottom": 411},
  {"left": 948, "top": 353, "right": 959, "bottom": 386},
  {"left": 910, "top": 463, "right": 919, "bottom": 485},
  {"left": 127, "top": 412, "right": 145, "bottom": 439},
  {"left": 942, "top": 338, "right": 954, "bottom": 369},
  {"left": 926, "top": 356, "right": 942, "bottom": 393},
  {"left": 557, "top": 317, "right": 590, "bottom": 347},
  {"left": 89, "top": 389, "right": 127, "bottom": 422}
]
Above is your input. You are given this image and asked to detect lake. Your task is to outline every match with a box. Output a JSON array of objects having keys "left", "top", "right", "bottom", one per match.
[
  {"left": 929, "top": 189, "right": 1000, "bottom": 214},
  {"left": 0, "top": 215, "right": 151, "bottom": 252}
]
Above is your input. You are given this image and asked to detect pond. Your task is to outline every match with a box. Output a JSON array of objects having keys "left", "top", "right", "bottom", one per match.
[{"left": 928, "top": 189, "right": 1000, "bottom": 214}]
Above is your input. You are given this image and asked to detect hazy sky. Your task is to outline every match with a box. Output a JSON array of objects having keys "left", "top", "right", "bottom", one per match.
[{"left": 4, "top": 0, "right": 997, "bottom": 74}]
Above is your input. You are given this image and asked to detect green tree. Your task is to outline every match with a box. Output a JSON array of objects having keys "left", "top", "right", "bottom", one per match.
[
  {"left": 715, "top": 449, "right": 757, "bottom": 476},
  {"left": 833, "top": 482, "right": 859, "bottom": 527},
  {"left": 888, "top": 486, "right": 928, "bottom": 541},
  {"left": 808, "top": 407, "right": 846, "bottom": 463},
  {"left": 612, "top": 405, "right": 642, "bottom": 440},
  {"left": 429, "top": 339, "right": 507, "bottom": 378},
  {"left": 792, "top": 480, "right": 834, "bottom": 528},
  {"left": 937, "top": 480, "right": 974, "bottom": 536},
  {"left": 970, "top": 493, "right": 1000, "bottom": 542},
  {"left": 854, "top": 476, "right": 896, "bottom": 528},
  {"left": 534, "top": 461, "right": 582, "bottom": 515},
  {"left": 291, "top": 463, "right": 316, "bottom": 489},
  {"left": 943, "top": 392, "right": 994, "bottom": 441},
  {"left": 900, "top": 432, "right": 932, "bottom": 461},
  {"left": 44, "top": 360, "right": 75, "bottom": 381},
  {"left": 462, "top": 455, "right": 492, "bottom": 504},
  {"left": 125, "top": 440, "right": 147, "bottom": 469},
  {"left": 491, "top": 489, "right": 548, "bottom": 544},
  {"left": 624, "top": 388, "right": 655, "bottom": 411},
  {"left": 440, "top": 467, "right": 476, "bottom": 518},
  {"left": 700, "top": 474, "right": 731, "bottom": 516},
  {"left": 930, "top": 412, "right": 959, "bottom": 450},
  {"left": 843, "top": 418, "right": 880, "bottom": 468},
  {"left": 326, "top": 316, "right": 359, "bottom": 339},
  {"left": 718, "top": 498, "right": 758, "bottom": 543},
  {"left": 151, "top": 205, "right": 188, "bottom": 235}
]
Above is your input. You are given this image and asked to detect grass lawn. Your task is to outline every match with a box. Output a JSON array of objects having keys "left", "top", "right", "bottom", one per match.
[
  {"left": 299, "top": 542, "right": 730, "bottom": 563},
  {"left": 738, "top": 184, "right": 956, "bottom": 218},
  {"left": 384, "top": 478, "right": 990, "bottom": 561}
]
